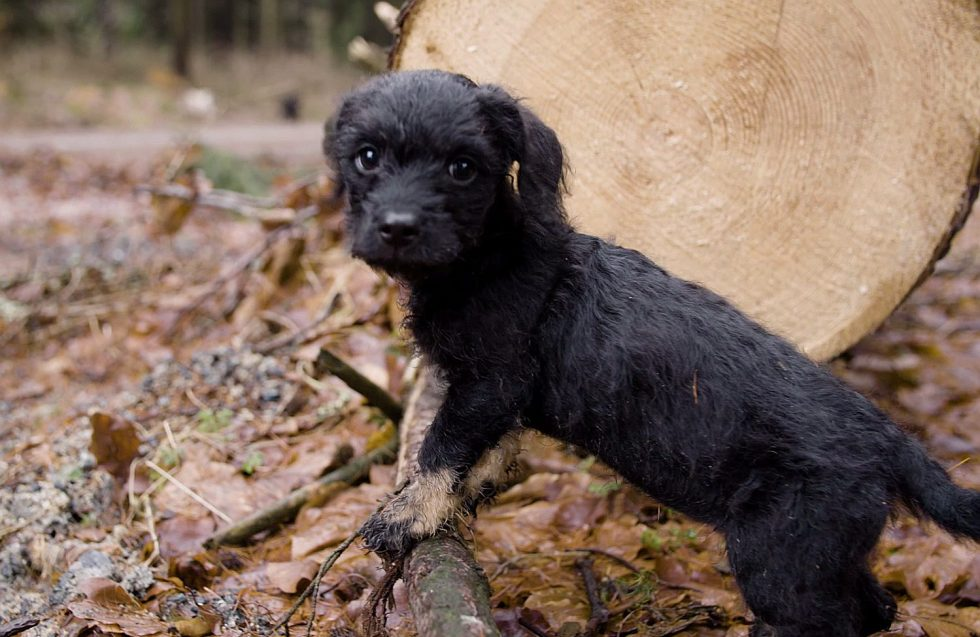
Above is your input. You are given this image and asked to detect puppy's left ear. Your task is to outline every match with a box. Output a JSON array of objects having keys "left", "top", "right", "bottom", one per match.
[
  {"left": 476, "top": 85, "right": 567, "bottom": 217},
  {"left": 323, "top": 94, "right": 356, "bottom": 169},
  {"left": 322, "top": 117, "right": 346, "bottom": 201},
  {"left": 323, "top": 95, "right": 360, "bottom": 199}
]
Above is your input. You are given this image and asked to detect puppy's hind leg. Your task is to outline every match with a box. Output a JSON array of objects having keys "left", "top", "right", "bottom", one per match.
[
  {"left": 855, "top": 566, "right": 896, "bottom": 635},
  {"left": 727, "top": 516, "right": 864, "bottom": 637}
]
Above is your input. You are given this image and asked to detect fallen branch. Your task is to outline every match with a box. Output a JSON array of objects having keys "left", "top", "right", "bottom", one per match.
[
  {"left": 376, "top": 366, "right": 502, "bottom": 637},
  {"left": 0, "top": 617, "right": 41, "bottom": 637},
  {"left": 204, "top": 437, "right": 397, "bottom": 547},
  {"left": 137, "top": 183, "right": 290, "bottom": 223},
  {"left": 314, "top": 347, "right": 404, "bottom": 423},
  {"left": 405, "top": 535, "right": 499, "bottom": 637}
]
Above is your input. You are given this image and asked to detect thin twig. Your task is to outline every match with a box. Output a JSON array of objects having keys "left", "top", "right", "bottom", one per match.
[
  {"left": 145, "top": 459, "right": 233, "bottom": 524},
  {"left": 575, "top": 557, "right": 610, "bottom": 636},
  {"left": 574, "top": 548, "right": 643, "bottom": 574},
  {"left": 489, "top": 548, "right": 642, "bottom": 581},
  {"left": 314, "top": 347, "right": 403, "bottom": 423},
  {"left": 254, "top": 289, "right": 342, "bottom": 354},
  {"left": 266, "top": 529, "right": 363, "bottom": 636},
  {"left": 142, "top": 498, "right": 160, "bottom": 566},
  {"left": 517, "top": 617, "right": 555, "bottom": 637}
]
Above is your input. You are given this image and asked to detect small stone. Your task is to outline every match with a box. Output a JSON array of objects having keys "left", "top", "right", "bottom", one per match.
[
  {"left": 121, "top": 563, "right": 154, "bottom": 599},
  {"left": 50, "top": 549, "right": 117, "bottom": 605}
]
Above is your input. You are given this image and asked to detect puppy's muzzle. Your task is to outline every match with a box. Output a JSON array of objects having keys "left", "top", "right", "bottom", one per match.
[{"left": 378, "top": 211, "right": 420, "bottom": 248}]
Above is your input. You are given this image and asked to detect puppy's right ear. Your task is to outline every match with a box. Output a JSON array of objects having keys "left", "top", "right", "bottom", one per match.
[{"left": 476, "top": 85, "right": 566, "bottom": 218}]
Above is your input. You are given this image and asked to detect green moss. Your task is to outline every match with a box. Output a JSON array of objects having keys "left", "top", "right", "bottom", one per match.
[{"left": 194, "top": 146, "right": 275, "bottom": 196}]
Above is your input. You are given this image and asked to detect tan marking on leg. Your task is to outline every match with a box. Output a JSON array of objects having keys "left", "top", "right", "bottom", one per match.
[{"left": 461, "top": 430, "right": 524, "bottom": 504}]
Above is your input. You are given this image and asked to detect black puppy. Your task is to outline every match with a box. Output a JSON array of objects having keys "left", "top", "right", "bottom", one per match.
[{"left": 325, "top": 70, "right": 980, "bottom": 637}]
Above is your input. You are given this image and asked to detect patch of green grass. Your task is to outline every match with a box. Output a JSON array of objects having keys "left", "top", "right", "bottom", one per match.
[
  {"left": 240, "top": 450, "right": 264, "bottom": 476},
  {"left": 62, "top": 465, "right": 86, "bottom": 482},
  {"left": 196, "top": 407, "right": 233, "bottom": 433},
  {"left": 79, "top": 512, "right": 99, "bottom": 527},
  {"left": 641, "top": 528, "right": 666, "bottom": 551},
  {"left": 642, "top": 525, "right": 700, "bottom": 553},
  {"left": 577, "top": 455, "right": 597, "bottom": 471},
  {"left": 194, "top": 146, "right": 275, "bottom": 196},
  {"left": 158, "top": 445, "right": 183, "bottom": 469},
  {"left": 605, "top": 569, "right": 658, "bottom": 604},
  {"left": 587, "top": 480, "right": 622, "bottom": 496}
]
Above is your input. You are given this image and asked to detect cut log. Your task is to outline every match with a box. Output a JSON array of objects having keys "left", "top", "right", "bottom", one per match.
[{"left": 391, "top": 0, "right": 980, "bottom": 360}]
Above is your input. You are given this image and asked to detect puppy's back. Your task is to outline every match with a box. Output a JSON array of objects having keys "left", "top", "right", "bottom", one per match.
[{"left": 527, "top": 232, "right": 904, "bottom": 517}]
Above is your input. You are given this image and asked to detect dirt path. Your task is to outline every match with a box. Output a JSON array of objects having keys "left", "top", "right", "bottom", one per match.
[{"left": 0, "top": 121, "right": 326, "bottom": 166}]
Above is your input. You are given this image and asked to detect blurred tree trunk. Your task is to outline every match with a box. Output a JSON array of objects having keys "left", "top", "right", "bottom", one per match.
[
  {"left": 260, "top": 0, "right": 279, "bottom": 52},
  {"left": 233, "top": 0, "right": 251, "bottom": 50},
  {"left": 171, "top": 0, "right": 193, "bottom": 78},
  {"left": 97, "top": 0, "right": 114, "bottom": 59},
  {"left": 192, "top": 0, "right": 207, "bottom": 51},
  {"left": 309, "top": 5, "right": 329, "bottom": 53}
]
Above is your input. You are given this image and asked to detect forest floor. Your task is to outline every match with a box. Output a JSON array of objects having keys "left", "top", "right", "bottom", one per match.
[{"left": 0, "top": 144, "right": 978, "bottom": 637}]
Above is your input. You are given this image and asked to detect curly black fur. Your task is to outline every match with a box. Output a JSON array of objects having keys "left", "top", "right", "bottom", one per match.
[{"left": 325, "top": 70, "right": 980, "bottom": 637}]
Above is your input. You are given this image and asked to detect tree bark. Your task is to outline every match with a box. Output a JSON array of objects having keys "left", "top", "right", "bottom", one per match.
[
  {"left": 390, "top": 0, "right": 980, "bottom": 361},
  {"left": 405, "top": 537, "right": 500, "bottom": 637}
]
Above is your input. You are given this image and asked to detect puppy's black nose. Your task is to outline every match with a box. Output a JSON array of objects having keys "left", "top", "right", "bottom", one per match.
[{"left": 378, "top": 212, "right": 420, "bottom": 247}]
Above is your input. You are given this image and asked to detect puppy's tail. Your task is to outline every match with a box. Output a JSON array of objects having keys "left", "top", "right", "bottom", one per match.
[{"left": 896, "top": 437, "right": 980, "bottom": 540}]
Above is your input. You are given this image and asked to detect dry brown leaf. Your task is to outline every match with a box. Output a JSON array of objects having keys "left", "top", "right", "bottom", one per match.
[
  {"left": 157, "top": 515, "right": 216, "bottom": 559},
  {"left": 878, "top": 534, "right": 975, "bottom": 599},
  {"left": 153, "top": 443, "right": 261, "bottom": 522},
  {"left": 151, "top": 194, "right": 194, "bottom": 236},
  {"left": 343, "top": 328, "right": 396, "bottom": 392},
  {"left": 88, "top": 410, "right": 141, "bottom": 480},
  {"left": 291, "top": 484, "right": 388, "bottom": 560},
  {"left": 67, "top": 577, "right": 170, "bottom": 636},
  {"left": 173, "top": 610, "right": 219, "bottom": 637},
  {"left": 267, "top": 559, "right": 318, "bottom": 594},
  {"left": 901, "top": 599, "right": 980, "bottom": 637},
  {"left": 523, "top": 586, "right": 590, "bottom": 632}
]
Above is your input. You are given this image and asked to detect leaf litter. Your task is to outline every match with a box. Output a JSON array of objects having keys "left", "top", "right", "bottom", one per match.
[{"left": 0, "top": 147, "right": 978, "bottom": 637}]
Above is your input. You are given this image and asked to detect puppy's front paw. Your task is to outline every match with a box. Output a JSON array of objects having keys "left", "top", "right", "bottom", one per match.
[
  {"left": 360, "top": 471, "right": 461, "bottom": 559},
  {"left": 360, "top": 508, "right": 416, "bottom": 560}
]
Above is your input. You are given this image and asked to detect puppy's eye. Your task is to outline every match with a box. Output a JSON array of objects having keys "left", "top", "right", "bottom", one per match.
[
  {"left": 354, "top": 145, "right": 381, "bottom": 173},
  {"left": 448, "top": 157, "right": 477, "bottom": 183}
]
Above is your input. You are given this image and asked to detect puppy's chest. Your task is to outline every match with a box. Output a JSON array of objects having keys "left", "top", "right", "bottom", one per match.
[{"left": 409, "top": 290, "right": 534, "bottom": 372}]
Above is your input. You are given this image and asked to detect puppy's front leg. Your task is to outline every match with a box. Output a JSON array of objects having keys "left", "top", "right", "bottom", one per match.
[{"left": 360, "top": 382, "right": 519, "bottom": 558}]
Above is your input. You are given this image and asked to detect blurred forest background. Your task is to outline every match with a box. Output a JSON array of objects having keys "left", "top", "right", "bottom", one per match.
[{"left": 0, "top": 0, "right": 388, "bottom": 129}]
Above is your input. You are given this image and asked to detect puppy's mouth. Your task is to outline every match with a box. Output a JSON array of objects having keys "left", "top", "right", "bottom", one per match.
[{"left": 351, "top": 242, "right": 459, "bottom": 277}]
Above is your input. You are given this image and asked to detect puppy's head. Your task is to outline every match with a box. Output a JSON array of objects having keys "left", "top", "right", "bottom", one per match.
[{"left": 325, "top": 69, "right": 565, "bottom": 276}]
